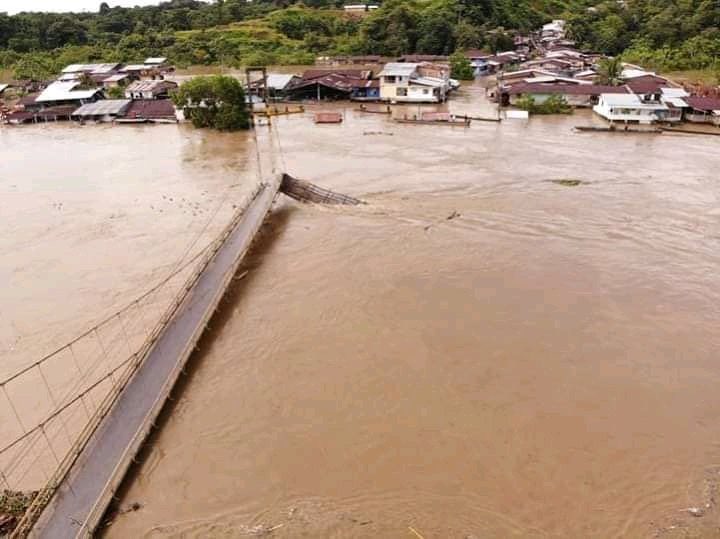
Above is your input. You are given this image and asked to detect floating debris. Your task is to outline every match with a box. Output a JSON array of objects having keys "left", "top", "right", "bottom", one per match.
[
  {"left": 0, "top": 490, "right": 38, "bottom": 535},
  {"left": 446, "top": 210, "right": 461, "bottom": 220},
  {"left": 363, "top": 131, "right": 394, "bottom": 136},
  {"left": 686, "top": 507, "right": 705, "bottom": 517},
  {"left": 548, "top": 179, "right": 588, "bottom": 187}
]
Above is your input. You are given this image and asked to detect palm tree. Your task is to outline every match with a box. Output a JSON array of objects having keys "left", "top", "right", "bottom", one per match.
[{"left": 596, "top": 57, "right": 623, "bottom": 86}]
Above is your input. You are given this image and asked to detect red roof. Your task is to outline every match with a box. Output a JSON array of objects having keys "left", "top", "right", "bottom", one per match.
[
  {"left": 626, "top": 79, "right": 665, "bottom": 94},
  {"left": 507, "top": 82, "right": 630, "bottom": 96},
  {"left": 123, "top": 99, "right": 176, "bottom": 120},
  {"left": 685, "top": 96, "right": 720, "bottom": 111},
  {"left": 18, "top": 93, "right": 39, "bottom": 106}
]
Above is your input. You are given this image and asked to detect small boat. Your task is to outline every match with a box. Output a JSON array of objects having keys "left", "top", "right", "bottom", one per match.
[
  {"left": 395, "top": 112, "right": 471, "bottom": 126},
  {"left": 314, "top": 112, "right": 343, "bottom": 124},
  {"left": 356, "top": 104, "right": 392, "bottom": 114},
  {"left": 260, "top": 105, "right": 305, "bottom": 117},
  {"left": 149, "top": 118, "right": 179, "bottom": 124},
  {"left": 575, "top": 125, "right": 662, "bottom": 134},
  {"left": 115, "top": 118, "right": 149, "bottom": 124},
  {"left": 454, "top": 114, "right": 501, "bottom": 123}
]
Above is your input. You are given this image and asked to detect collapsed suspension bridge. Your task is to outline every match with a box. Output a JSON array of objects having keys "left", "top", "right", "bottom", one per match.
[{"left": 0, "top": 118, "right": 362, "bottom": 538}]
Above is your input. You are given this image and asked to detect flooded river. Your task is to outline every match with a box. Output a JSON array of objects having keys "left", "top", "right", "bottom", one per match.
[{"left": 2, "top": 84, "right": 720, "bottom": 537}]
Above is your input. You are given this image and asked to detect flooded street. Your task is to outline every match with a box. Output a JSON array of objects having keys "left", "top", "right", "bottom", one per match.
[{"left": 3, "top": 84, "right": 720, "bottom": 537}]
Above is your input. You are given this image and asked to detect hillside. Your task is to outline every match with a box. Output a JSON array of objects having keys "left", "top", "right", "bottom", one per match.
[{"left": 0, "top": 0, "right": 718, "bottom": 79}]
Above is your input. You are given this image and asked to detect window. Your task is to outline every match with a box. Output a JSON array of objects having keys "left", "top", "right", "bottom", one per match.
[
  {"left": 422, "top": 88, "right": 429, "bottom": 95},
  {"left": 384, "top": 76, "right": 396, "bottom": 83},
  {"left": 396, "top": 88, "right": 407, "bottom": 96}
]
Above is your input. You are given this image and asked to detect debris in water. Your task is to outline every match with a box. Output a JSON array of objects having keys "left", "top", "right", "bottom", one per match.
[
  {"left": 446, "top": 210, "right": 461, "bottom": 220},
  {"left": 408, "top": 526, "right": 426, "bottom": 539},
  {"left": 363, "top": 131, "right": 394, "bottom": 136},
  {"left": 686, "top": 507, "right": 705, "bottom": 517},
  {"left": 123, "top": 501, "right": 142, "bottom": 513},
  {"left": 549, "top": 179, "right": 587, "bottom": 187},
  {"left": 243, "top": 523, "right": 284, "bottom": 535}
]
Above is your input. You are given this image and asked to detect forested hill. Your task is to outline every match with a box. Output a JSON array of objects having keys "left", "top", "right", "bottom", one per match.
[{"left": 1, "top": 0, "right": 719, "bottom": 80}]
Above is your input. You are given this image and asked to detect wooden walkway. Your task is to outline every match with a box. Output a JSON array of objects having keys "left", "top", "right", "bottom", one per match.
[{"left": 29, "top": 179, "right": 281, "bottom": 539}]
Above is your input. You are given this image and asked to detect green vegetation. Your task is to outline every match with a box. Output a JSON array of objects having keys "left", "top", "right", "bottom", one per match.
[
  {"left": 106, "top": 86, "right": 125, "bottom": 99},
  {"left": 595, "top": 56, "right": 623, "bottom": 85},
  {"left": 172, "top": 75, "right": 250, "bottom": 131},
  {"left": 567, "top": 0, "right": 720, "bottom": 72},
  {"left": 0, "top": 0, "right": 718, "bottom": 82},
  {"left": 0, "top": 489, "right": 37, "bottom": 518},
  {"left": 450, "top": 51, "right": 474, "bottom": 80},
  {"left": 0, "top": 0, "right": 579, "bottom": 79},
  {"left": 516, "top": 94, "right": 572, "bottom": 114}
]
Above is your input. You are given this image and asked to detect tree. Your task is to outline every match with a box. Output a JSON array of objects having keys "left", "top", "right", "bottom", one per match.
[
  {"left": 450, "top": 51, "right": 474, "bottom": 80},
  {"left": 46, "top": 17, "right": 88, "bottom": 49},
  {"left": 515, "top": 94, "right": 572, "bottom": 114},
  {"left": 596, "top": 57, "right": 623, "bottom": 85},
  {"left": 172, "top": 75, "right": 250, "bottom": 131},
  {"left": 13, "top": 54, "right": 55, "bottom": 81},
  {"left": 76, "top": 72, "right": 97, "bottom": 90},
  {"left": 416, "top": 8, "right": 456, "bottom": 54},
  {"left": 454, "top": 20, "right": 483, "bottom": 50},
  {"left": 106, "top": 86, "right": 125, "bottom": 99}
]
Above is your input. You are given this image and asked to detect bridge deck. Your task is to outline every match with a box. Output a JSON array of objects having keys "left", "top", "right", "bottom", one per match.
[{"left": 31, "top": 180, "right": 280, "bottom": 539}]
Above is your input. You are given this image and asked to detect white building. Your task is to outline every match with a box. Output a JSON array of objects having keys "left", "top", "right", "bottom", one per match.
[
  {"left": 378, "top": 63, "right": 447, "bottom": 103},
  {"left": 593, "top": 93, "right": 669, "bottom": 124},
  {"left": 659, "top": 87, "right": 689, "bottom": 122}
]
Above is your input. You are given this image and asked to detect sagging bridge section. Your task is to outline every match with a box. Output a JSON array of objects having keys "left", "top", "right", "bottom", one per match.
[{"left": 0, "top": 172, "right": 361, "bottom": 538}]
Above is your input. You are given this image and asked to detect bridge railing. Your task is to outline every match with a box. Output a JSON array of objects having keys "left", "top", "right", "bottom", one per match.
[{"left": 2, "top": 182, "right": 267, "bottom": 536}]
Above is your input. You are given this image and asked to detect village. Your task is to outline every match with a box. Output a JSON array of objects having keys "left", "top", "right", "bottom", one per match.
[{"left": 1, "top": 19, "right": 719, "bottom": 129}]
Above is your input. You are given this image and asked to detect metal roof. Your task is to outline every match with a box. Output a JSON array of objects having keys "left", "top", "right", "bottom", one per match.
[
  {"left": 265, "top": 74, "right": 296, "bottom": 90},
  {"left": 663, "top": 97, "right": 688, "bottom": 108},
  {"left": 103, "top": 74, "right": 129, "bottom": 82},
  {"left": 0, "top": 84, "right": 9, "bottom": 93},
  {"left": 509, "top": 83, "right": 629, "bottom": 96},
  {"left": 36, "top": 81, "right": 102, "bottom": 103},
  {"left": 621, "top": 68, "right": 656, "bottom": 80},
  {"left": 685, "top": 96, "right": 720, "bottom": 112},
  {"left": 123, "top": 99, "right": 176, "bottom": 120},
  {"left": 62, "top": 63, "right": 119, "bottom": 74},
  {"left": 121, "top": 64, "right": 151, "bottom": 72},
  {"left": 599, "top": 93, "right": 642, "bottom": 106},
  {"left": 125, "top": 80, "right": 177, "bottom": 92},
  {"left": 411, "top": 77, "right": 445, "bottom": 88},
  {"left": 661, "top": 87, "right": 689, "bottom": 98},
  {"left": 378, "top": 63, "right": 419, "bottom": 77},
  {"left": 144, "top": 57, "right": 168, "bottom": 65},
  {"left": 72, "top": 99, "right": 131, "bottom": 116}
]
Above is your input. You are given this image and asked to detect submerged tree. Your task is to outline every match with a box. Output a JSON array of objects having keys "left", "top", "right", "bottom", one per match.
[
  {"left": 173, "top": 75, "right": 250, "bottom": 131},
  {"left": 450, "top": 51, "right": 475, "bottom": 80}
]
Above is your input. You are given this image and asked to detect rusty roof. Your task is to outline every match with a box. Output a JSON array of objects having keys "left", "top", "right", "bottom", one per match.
[
  {"left": 301, "top": 69, "right": 372, "bottom": 80},
  {"left": 507, "top": 82, "right": 630, "bottom": 96},
  {"left": 123, "top": 99, "right": 176, "bottom": 120}
]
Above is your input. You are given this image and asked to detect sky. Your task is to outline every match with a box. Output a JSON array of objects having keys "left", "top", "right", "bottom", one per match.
[{"left": 3, "top": 1, "right": 164, "bottom": 15}]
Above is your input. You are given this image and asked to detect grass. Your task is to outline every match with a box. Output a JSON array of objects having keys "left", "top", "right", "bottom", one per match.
[{"left": 663, "top": 69, "right": 719, "bottom": 86}]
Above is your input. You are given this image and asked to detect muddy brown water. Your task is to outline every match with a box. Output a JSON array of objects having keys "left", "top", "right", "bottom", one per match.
[{"left": 2, "top": 84, "right": 720, "bottom": 537}]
